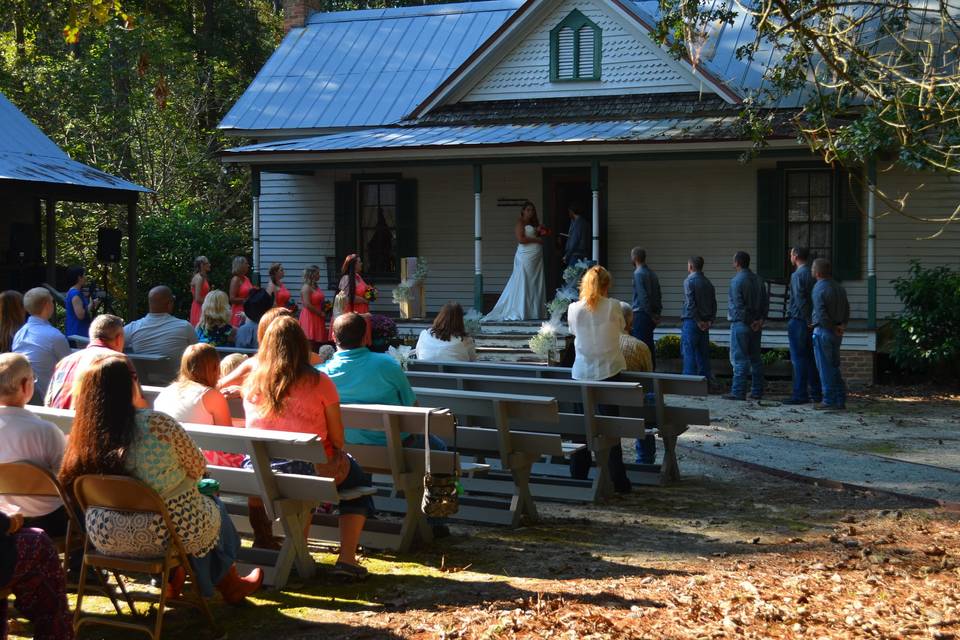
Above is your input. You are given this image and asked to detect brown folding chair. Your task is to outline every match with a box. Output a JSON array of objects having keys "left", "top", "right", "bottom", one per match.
[
  {"left": 0, "top": 461, "right": 131, "bottom": 614},
  {"left": 72, "top": 475, "right": 222, "bottom": 640}
]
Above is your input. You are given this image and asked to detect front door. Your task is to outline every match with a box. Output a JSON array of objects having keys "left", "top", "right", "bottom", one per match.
[{"left": 542, "top": 167, "right": 607, "bottom": 296}]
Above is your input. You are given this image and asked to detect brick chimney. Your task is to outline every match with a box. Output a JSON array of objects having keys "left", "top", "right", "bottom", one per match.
[{"left": 283, "top": 0, "right": 323, "bottom": 33}]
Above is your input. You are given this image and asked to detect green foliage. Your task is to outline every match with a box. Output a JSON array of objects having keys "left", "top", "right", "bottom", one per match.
[
  {"left": 137, "top": 204, "right": 250, "bottom": 318},
  {"left": 761, "top": 348, "right": 789, "bottom": 366},
  {"left": 656, "top": 334, "right": 681, "bottom": 360},
  {"left": 708, "top": 341, "right": 727, "bottom": 360},
  {"left": 891, "top": 261, "right": 960, "bottom": 374}
]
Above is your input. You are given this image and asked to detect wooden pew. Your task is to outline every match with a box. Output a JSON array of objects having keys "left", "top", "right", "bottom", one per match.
[
  {"left": 406, "top": 371, "right": 647, "bottom": 500},
  {"left": 408, "top": 360, "right": 709, "bottom": 482}
]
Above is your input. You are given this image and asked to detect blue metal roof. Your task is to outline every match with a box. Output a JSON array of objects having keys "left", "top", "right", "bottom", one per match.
[
  {"left": 219, "top": 0, "right": 522, "bottom": 133},
  {"left": 222, "top": 117, "right": 751, "bottom": 158},
  {"left": 0, "top": 92, "right": 149, "bottom": 193}
]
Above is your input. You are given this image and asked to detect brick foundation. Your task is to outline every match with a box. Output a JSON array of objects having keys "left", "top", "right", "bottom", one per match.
[{"left": 840, "top": 350, "right": 875, "bottom": 388}]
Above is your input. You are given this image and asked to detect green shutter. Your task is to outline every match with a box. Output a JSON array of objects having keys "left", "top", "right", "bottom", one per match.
[
  {"left": 334, "top": 180, "right": 356, "bottom": 269},
  {"left": 756, "top": 168, "right": 786, "bottom": 279},
  {"left": 833, "top": 169, "right": 863, "bottom": 281},
  {"left": 397, "top": 179, "right": 418, "bottom": 259}
]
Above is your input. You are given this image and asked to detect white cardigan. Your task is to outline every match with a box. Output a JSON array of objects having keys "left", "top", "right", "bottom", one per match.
[{"left": 415, "top": 329, "right": 477, "bottom": 362}]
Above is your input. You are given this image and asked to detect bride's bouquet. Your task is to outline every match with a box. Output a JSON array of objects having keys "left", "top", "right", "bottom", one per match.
[
  {"left": 536, "top": 224, "right": 551, "bottom": 237},
  {"left": 363, "top": 286, "right": 378, "bottom": 302}
]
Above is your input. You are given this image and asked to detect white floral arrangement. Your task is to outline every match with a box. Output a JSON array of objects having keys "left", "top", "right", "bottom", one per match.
[
  {"left": 546, "top": 259, "right": 596, "bottom": 319},
  {"left": 528, "top": 319, "right": 562, "bottom": 358},
  {"left": 388, "top": 344, "right": 414, "bottom": 370},
  {"left": 392, "top": 257, "right": 429, "bottom": 304},
  {"left": 464, "top": 308, "right": 483, "bottom": 336}
]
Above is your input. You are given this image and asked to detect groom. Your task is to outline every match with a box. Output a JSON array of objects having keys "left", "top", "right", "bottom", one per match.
[{"left": 561, "top": 204, "right": 589, "bottom": 268}]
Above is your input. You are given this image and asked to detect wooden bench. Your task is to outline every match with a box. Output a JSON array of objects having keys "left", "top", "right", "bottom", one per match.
[
  {"left": 215, "top": 346, "right": 258, "bottom": 357},
  {"left": 408, "top": 360, "right": 709, "bottom": 482},
  {"left": 410, "top": 387, "right": 562, "bottom": 526},
  {"left": 406, "top": 371, "right": 647, "bottom": 500}
]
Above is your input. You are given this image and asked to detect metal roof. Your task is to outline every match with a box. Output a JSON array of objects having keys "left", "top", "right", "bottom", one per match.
[
  {"left": 0, "top": 91, "right": 149, "bottom": 194},
  {"left": 218, "top": 0, "right": 523, "bottom": 134},
  {"left": 222, "top": 117, "right": 765, "bottom": 158}
]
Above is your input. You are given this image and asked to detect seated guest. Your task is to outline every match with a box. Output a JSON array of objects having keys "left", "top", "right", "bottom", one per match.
[
  {"left": 12, "top": 287, "right": 70, "bottom": 403},
  {"left": 219, "top": 353, "right": 248, "bottom": 378},
  {"left": 243, "top": 317, "right": 373, "bottom": 580},
  {"left": 0, "top": 511, "right": 73, "bottom": 640},
  {"left": 65, "top": 266, "right": 100, "bottom": 339},
  {"left": 320, "top": 313, "right": 416, "bottom": 446},
  {"left": 618, "top": 302, "right": 653, "bottom": 373},
  {"left": 415, "top": 302, "right": 477, "bottom": 362},
  {"left": 0, "top": 290, "right": 26, "bottom": 353},
  {"left": 566, "top": 266, "right": 632, "bottom": 493},
  {"left": 235, "top": 290, "right": 273, "bottom": 350},
  {"left": 58, "top": 355, "right": 262, "bottom": 602},
  {"left": 123, "top": 285, "right": 197, "bottom": 360},
  {"left": 195, "top": 290, "right": 234, "bottom": 346},
  {"left": 46, "top": 314, "right": 147, "bottom": 410},
  {"left": 0, "top": 353, "right": 69, "bottom": 536}
]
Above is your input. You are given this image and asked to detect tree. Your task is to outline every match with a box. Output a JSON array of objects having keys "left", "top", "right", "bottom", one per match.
[{"left": 655, "top": 0, "right": 960, "bottom": 229}]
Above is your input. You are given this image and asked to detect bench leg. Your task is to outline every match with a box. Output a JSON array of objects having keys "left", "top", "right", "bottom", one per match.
[
  {"left": 660, "top": 431, "right": 681, "bottom": 483},
  {"left": 273, "top": 503, "right": 316, "bottom": 588},
  {"left": 397, "top": 473, "right": 431, "bottom": 553},
  {"left": 590, "top": 443, "right": 614, "bottom": 502},
  {"left": 509, "top": 461, "right": 538, "bottom": 526}
]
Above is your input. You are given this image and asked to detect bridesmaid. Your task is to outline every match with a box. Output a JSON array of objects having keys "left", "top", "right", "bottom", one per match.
[
  {"left": 190, "top": 256, "right": 211, "bottom": 327},
  {"left": 338, "top": 254, "right": 370, "bottom": 315},
  {"left": 228, "top": 256, "right": 255, "bottom": 328},
  {"left": 266, "top": 263, "right": 291, "bottom": 308},
  {"left": 299, "top": 265, "right": 326, "bottom": 349}
]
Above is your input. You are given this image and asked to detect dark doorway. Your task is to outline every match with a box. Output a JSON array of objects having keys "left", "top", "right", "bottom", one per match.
[{"left": 541, "top": 167, "right": 607, "bottom": 296}]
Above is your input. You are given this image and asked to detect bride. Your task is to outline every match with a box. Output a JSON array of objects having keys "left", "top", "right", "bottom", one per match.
[{"left": 484, "top": 201, "right": 546, "bottom": 322}]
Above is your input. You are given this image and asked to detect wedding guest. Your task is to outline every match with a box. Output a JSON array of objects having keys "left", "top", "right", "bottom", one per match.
[
  {"left": 338, "top": 254, "right": 371, "bottom": 315},
  {"left": 812, "top": 258, "right": 850, "bottom": 411},
  {"left": 0, "top": 353, "right": 69, "bottom": 536},
  {"left": 219, "top": 353, "right": 248, "bottom": 379},
  {"left": 65, "top": 266, "right": 99, "bottom": 339},
  {"left": 190, "top": 256, "right": 211, "bottom": 327},
  {"left": 784, "top": 247, "right": 822, "bottom": 405},
  {"left": 123, "top": 286, "right": 197, "bottom": 360},
  {"left": 46, "top": 314, "right": 146, "bottom": 411},
  {"left": 562, "top": 203, "right": 589, "bottom": 266},
  {"left": 12, "top": 287, "right": 70, "bottom": 403},
  {"left": 565, "top": 266, "right": 632, "bottom": 493},
  {"left": 265, "top": 263, "right": 291, "bottom": 310},
  {"left": 299, "top": 265, "right": 327, "bottom": 348},
  {"left": 228, "top": 256, "right": 255, "bottom": 328},
  {"left": 724, "top": 251, "right": 769, "bottom": 401},
  {"left": 320, "top": 313, "right": 416, "bottom": 446},
  {"left": 196, "top": 290, "right": 234, "bottom": 346},
  {"left": 415, "top": 302, "right": 476, "bottom": 362},
  {"left": 0, "top": 511, "right": 73, "bottom": 640},
  {"left": 243, "top": 317, "right": 372, "bottom": 580},
  {"left": 0, "top": 290, "right": 25, "bottom": 353},
  {"left": 59, "top": 355, "right": 263, "bottom": 602},
  {"left": 630, "top": 248, "right": 662, "bottom": 369},
  {"left": 618, "top": 302, "right": 653, "bottom": 372},
  {"left": 680, "top": 256, "right": 717, "bottom": 379},
  {"left": 235, "top": 289, "right": 273, "bottom": 350}
]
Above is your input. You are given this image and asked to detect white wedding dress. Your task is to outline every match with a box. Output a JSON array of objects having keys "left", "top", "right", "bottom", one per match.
[{"left": 483, "top": 225, "right": 546, "bottom": 322}]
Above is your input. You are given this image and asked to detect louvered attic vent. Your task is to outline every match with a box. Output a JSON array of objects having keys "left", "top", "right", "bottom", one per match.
[{"left": 550, "top": 9, "right": 601, "bottom": 82}]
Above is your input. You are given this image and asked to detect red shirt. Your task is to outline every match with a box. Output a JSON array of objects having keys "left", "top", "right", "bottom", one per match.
[{"left": 45, "top": 342, "right": 139, "bottom": 409}]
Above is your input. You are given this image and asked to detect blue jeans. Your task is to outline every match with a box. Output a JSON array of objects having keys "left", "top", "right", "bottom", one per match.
[
  {"left": 681, "top": 319, "right": 711, "bottom": 378},
  {"left": 729, "top": 321, "right": 763, "bottom": 399},
  {"left": 631, "top": 311, "right": 656, "bottom": 370},
  {"left": 813, "top": 327, "right": 846, "bottom": 407},
  {"left": 788, "top": 318, "right": 821, "bottom": 402},
  {"left": 191, "top": 497, "right": 240, "bottom": 597}
]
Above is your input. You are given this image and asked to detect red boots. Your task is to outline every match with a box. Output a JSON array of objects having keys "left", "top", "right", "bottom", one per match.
[{"left": 216, "top": 566, "right": 264, "bottom": 604}]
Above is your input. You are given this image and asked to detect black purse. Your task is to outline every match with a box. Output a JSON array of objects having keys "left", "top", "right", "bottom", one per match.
[{"left": 421, "top": 410, "right": 460, "bottom": 517}]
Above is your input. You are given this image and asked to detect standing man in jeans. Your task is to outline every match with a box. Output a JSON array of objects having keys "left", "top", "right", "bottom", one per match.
[
  {"left": 723, "top": 251, "right": 769, "bottom": 401},
  {"left": 630, "top": 247, "right": 661, "bottom": 368},
  {"left": 811, "top": 258, "right": 850, "bottom": 410},
  {"left": 680, "top": 256, "right": 717, "bottom": 380},
  {"left": 784, "top": 247, "right": 822, "bottom": 405}
]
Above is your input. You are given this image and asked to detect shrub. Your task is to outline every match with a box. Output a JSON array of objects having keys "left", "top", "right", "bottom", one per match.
[
  {"left": 891, "top": 261, "right": 960, "bottom": 374},
  {"left": 708, "top": 341, "right": 728, "bottom": 360},
  {"left": 761, "top": 348, "right": 789, "bottom": 366},
  {"left": 656, "top": 334, "right": 681, "bottom": 359}
]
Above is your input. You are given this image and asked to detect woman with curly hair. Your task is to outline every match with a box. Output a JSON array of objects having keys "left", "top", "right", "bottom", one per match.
[
  {"left": 266, "top": 263, "right": 291, "bottom": 309},
  {"left": 195, "top": 290, "right": 234, "bottom": 346}
]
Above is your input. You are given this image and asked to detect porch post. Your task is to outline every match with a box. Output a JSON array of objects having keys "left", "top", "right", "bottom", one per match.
[
  {"left": 252, "top": 167, "right": 261, "bottom": 284},
  {"left": 473, "top": 164, "right": 483, "bottom": 311},
  {"left": 590, "top": 160, "right": 600, "bottom": 263},
  {"left": 866, "top": 158, "right": 877, "bottom": 329},
  {"left": 44, "top": 199, "right": 57, "bottom": 285},
  {"left": 127, "top": 198, "right": 139, "bottom": 320}
]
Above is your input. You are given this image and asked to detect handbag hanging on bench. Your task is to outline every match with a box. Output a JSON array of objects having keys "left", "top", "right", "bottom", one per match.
[{"left": 421, "top": 409, "right": 459, "bottom": 517}]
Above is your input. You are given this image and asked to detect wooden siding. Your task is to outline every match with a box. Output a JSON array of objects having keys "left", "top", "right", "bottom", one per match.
[
  {"left": 463, "top": 0, "right": 701, "bottom": 102},
  {"left": 255, "top": 160, "right": 960, "bottom": 320}
]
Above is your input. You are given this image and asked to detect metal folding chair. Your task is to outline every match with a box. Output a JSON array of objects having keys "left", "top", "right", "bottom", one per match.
[{"left": 71, "top": 475, "right": 222, "bottom": 640}]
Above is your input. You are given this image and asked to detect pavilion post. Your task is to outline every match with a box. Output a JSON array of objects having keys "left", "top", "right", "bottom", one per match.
[
  {"left": 44, "top": 199, "right": 57, "bottom": 285},
  {"left": 473, "top": 164, "right": 483, "bottom": 311},
  {"left": 252, "top": 167, "right": 261, "bottom": 284},
  {"left": 127, "top": 198, "right": 138, "bottom": 320},
  {"left": 866, "top": 158, "right": 877, "bottom": 330},
  {"left": 590, "top": 160, "right": 600, "bottom": 263}
]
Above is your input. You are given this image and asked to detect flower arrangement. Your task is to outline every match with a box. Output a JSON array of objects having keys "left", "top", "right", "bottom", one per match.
[
  {"left": 322, "top": 300, "right": 334, "bottom": 315},
  {"left": 363, "top": 286, "right": 378, "bottom": 302},
  {"left": 536, "top": 225, "right": 551, "bottom": 237},
  {"left": 463, "top": 308, "right": 483, "bottom": 336},
  {"left": 388, "top": 345, "right": 414, "bottom": 370},
  {"left": 546, "top": 258, "right": 596, "bottom": 320},
  {"left": 392, "top": 257, "right": 429, "bottom": 304},
  {"left": 529, "top": 319, "right": 562, "bottom": 358},
  {"left": 369, "top": 313, "right": 398, "bottom": 353}
]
